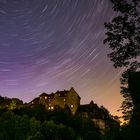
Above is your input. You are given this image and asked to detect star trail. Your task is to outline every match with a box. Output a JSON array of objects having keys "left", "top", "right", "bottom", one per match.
[{"left": 0, "top": 0, "right": 123, "bottom": 116}]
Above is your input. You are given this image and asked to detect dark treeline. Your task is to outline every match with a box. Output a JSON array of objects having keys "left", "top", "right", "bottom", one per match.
[
  {"left": 0, "top": 96, "right": 102, "bottom": 140},
  {"left": 0, "top": 95, "right": 139, "bottom": 140}
]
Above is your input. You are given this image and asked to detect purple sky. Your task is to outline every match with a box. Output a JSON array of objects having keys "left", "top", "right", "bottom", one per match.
[{"left": 0, "top": 0, "right": 124, "bottom": 116}]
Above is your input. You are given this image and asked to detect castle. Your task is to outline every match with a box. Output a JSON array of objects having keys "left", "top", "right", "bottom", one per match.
[
  {"left": 30, "top": 88, "right": 118, "bottom": 131},
  {"left": 30, "top": 88, "right": 80, "bottom": 114}
]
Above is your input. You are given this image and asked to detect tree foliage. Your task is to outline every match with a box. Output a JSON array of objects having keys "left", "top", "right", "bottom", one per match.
[
  {"left": 104, "top": 0, "right": 140, "bottom": 68},
  {"left": 104, "top": 0, "right": 140, "bottom": 121},
  {"left": 0, "top": 106, "right": 102, "bottom": 140}
]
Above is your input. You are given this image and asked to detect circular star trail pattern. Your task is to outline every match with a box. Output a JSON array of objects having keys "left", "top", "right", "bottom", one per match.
[{"left": 0, "top": 0, "right": 122, "bottom": 116}]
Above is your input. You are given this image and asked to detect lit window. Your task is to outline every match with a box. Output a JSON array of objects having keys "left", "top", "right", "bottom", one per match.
[
  {"left": 71, "top": 105, "right": 74, "bottom": 108},
  {"left": 32, "top": 102, "right": 34, "bottom": 104},
  {"left": 51, "top": 106, "right": 54, "bottom": 110},
  {"left": 45, "top": 96, "right": 47, "bottom": 99},
  {"left": 64, "top": 98, "right": 66, "bottom": 102},
  {"left": 48, "top": 107, "right": 51, "bottom": 110}
]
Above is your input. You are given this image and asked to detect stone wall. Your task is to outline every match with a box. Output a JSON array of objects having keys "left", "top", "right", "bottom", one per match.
[{"left": 66, "top": 88, "right": 80, "bottom": 114}]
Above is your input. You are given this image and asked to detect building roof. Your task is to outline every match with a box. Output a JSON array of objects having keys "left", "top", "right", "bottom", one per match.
[
  {"left": 40, "top": 92, "right": 48, "bottom": 97},
  {"left": 77, "top": 101, "right": 109, "bottom": 119},
  {"left": 49, "top": 93, "right": 54, "bottom": 98},
  {"left": 70, "top": 87, "right": 81, "bottom": 99},
  {"left": 56, "top": 90, "right": 69, "bottom": 97},
  {"left": 30, "top": 88, "right": 80, "bottom": 103},
  {"left": 31, "top": 97, "right": 39, "bottom": 104}
]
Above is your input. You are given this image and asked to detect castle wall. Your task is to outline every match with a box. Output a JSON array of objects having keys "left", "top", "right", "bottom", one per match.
[
  {"left": 31, "top": 88, "right": 80, "bottom": 114},
  {"left": 92, "top": 118, "right": 106, "bottom": 130},
  {"left": 66, "top": 88, "right": 80, "bottom": 114},
  {"left": 54, "top": 93, "right": 66, "bottom": 109}
]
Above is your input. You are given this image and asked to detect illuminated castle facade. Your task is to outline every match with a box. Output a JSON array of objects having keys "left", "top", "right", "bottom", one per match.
[
  {"left": 30, "top": 88, "right": 81, "bottom": 114},
  {"left": 30, "top": 88, "right": 119, "bottom": 131}
]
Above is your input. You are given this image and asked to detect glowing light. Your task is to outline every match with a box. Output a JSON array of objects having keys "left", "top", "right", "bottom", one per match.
[{"left": 71, "top": 105, "right": 74, "bottom": 108}]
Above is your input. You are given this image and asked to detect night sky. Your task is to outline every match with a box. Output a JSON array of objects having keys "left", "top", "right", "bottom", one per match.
[{"left": 0, "top": 0, "right": 123, "bottom": 116}]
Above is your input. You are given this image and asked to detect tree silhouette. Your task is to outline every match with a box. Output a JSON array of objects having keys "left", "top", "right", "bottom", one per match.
[
  {"left": 104, "top": 0, "right": 140, "bottom": 68},
  {"left": 104, "top": 0, "right": 140, "bottom": 121}
]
